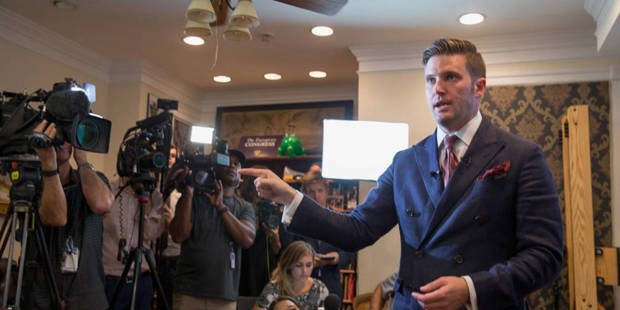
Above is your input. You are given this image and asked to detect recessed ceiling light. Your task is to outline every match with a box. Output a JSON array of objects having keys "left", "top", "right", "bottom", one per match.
[
  {"left": 459, "top": 13, "right": 485, "bottom": 25},
  {"left": 309, "top": 71, "right": 327, "bottom": 78},
  {"left": 264, "top": 73, "right": 282, "bottom": 80},
  {"left": 183, "top": 35, "right": 205, "bottom": 46},
  {"left": 311, "top": 26, "right": 334, "bottom": 37},
  {"left": 213, "top": 75, "right": 231, "bottom": 83},
  {"left": 52, "top": 0, "right": 77, "bottom": 9}
]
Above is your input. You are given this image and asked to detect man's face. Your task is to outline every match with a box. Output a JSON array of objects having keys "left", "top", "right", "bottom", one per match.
[
  {"left": 305, "top": 182, "right": 328, "bottom": 207},
  {"left": 55, "top": 142, "right": 72, "bottom": 164},
  {"left": 216, "top": 155, "right": 241, "bottom": 188},
  {"left": 424, "top": 54, "right": 486, "bottom": 133}
]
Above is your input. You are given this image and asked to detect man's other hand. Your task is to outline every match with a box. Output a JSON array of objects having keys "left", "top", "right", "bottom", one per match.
[
  {"left": 238, "top": 168, "right": 297, "bottom": 205},
  {"left": 411, "top": 276, "right": 469, "bottom": 310},
  {"left": 33, "top": 120, "right": 57, "bottom": 170}
]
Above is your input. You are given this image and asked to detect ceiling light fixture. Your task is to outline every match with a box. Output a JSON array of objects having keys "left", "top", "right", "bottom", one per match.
[
  {"left": 183, "top": 35, "right": 205, "bottom": 46},
  {"left": 264, "top": 73, "right": 282, "bottom": 80},
  {"left": 459, "top": 13, "right": 485, "bottom": 25},
  {"left": 311, "top": 26, "right": 334, "bottom": 37},
  {"left": 186, "top": 0, "right": 216, "bottom": 23},
  {"left": 231, "top": 0, "right": 260, "bottom": 28},
  {"left": 223, "top": 25, "right": 252, "bottom": 41},
  {"left": 309, "top": 71, "right": 327, "bottom": 78},
  {"left": 185, "top": 20, "right": 212, "bottom": 37},
  {"left": 184, "top": 0, "right": 259, "bottom": 42},
  {"left": 213, "top": 75, "right": 231, "bottom": 83}
]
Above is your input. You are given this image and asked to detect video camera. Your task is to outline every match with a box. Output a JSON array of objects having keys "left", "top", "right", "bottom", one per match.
[
  {"left": 0, "top": 78, "right": 111, "bottom": 155},
  {"left": 116, "top": 99, "right": 177, "bottom": 187},
  {"left": 170, "top": 137, "right": 231, "bottom": 195}
]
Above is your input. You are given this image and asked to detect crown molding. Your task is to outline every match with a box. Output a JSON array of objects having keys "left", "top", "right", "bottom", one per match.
[
  {"left": 487, "top": 65, "right": 615, "bottom": 86},
  {"left": 0, "top": 6, "right": 110, "bottom": 82},
  {"left": 350, "top": 31, "right": 598, "bottom": 73},
  {"left": 584, "top": 0, "right": 620, "bottom": 51},
  {"left": 200, "top": 84, "right": 358, "bottom": 112}
]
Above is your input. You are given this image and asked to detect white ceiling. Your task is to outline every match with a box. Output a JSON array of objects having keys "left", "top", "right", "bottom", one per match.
[{"left": 0, "top": 0, "right": 597, "bottom": 91}]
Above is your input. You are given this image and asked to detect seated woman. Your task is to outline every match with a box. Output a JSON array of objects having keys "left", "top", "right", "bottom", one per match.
[{"left": 253, "top": 241, "right": 329, "bottom": 310}]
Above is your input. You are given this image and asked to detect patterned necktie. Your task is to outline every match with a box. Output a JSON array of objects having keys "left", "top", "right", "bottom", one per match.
[{"left": 441, "top": 135, "right": 460, "bottom": 188}]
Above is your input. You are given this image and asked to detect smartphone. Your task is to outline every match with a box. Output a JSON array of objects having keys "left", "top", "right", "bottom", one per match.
[{"left": 320, "top": 255, "right": 336, "bottom": 261}]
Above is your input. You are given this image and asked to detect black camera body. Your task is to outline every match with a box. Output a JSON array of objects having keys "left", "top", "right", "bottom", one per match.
[
  {"left": 117, "top": 102, "right": 175, "bottom": 180},
  {"left": 257, "top": 199, "right": 282, "bottom": 229},
  {"left": 172, "top": 138, "right": 230, "bottom": 195},
  {"left": 0, "top": 78, "right": 111, "bottom": 156}
]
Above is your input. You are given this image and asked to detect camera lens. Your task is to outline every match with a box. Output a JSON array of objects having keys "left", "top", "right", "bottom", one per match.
[
  {"left": 152, "top": 152, "right": 166, "bottom": 169},
  {"left": 76, "top": 119, "right": 99, "bottom": 148}
]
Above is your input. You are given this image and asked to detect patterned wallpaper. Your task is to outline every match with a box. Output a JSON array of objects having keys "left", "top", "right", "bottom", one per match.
[{"left": 480, "top": 82, "right": 612, "bottom": 309}]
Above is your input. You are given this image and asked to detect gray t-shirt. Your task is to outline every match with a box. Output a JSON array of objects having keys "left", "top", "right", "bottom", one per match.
[{"left": 175, "top": 194, "right": 255, "bottom": 300}]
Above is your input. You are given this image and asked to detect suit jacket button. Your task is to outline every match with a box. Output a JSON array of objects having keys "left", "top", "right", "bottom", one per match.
[
  {"left": 474, "top": 215, "right": 485, "bottom": 224},
  {"left": 454, "top": 255, "right": 464, "bottom": 264},
  {"left": 415, "top": 250, "right": 424, "bottom": 258},
  {"left": 406, "top": 209, "right": 421, "bottom": 217}
]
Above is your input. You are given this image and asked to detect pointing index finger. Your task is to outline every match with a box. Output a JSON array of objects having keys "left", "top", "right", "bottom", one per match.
[{"left": 238, "top": 168, "right": 271, "bottom": 178}]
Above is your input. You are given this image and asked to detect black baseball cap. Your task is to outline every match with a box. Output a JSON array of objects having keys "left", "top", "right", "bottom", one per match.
[{"left": 228, "top": 149, "right": 246, "bottom": 167}]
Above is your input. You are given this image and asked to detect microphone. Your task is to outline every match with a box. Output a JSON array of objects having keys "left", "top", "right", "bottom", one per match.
[
  {"left": 430, "top": 170, "right": 440, "bottom": 178},
  {"left": 323, "top": 294, "right": 341, "bottom": 310}
]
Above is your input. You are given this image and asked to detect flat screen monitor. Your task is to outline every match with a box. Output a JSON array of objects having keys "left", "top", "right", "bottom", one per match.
[{"left": 322, "top": 119, "right": 409, "bottom": 181}]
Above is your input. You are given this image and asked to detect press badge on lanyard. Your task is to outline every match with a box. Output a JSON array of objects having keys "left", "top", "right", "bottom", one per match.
[
  {"left": 61, "top": 236, "right": 80, "bottom": 273},
  {"left": 229, "top": 241, "right": 236, "bottom": 269}
]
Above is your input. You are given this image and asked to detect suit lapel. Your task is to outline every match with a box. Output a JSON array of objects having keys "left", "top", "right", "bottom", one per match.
[
  {"left": 420, "top": 117, "right": 505, "bottom": 245},
  {"left": 414, "top": 131, "right": 443, "bottom": 208}
]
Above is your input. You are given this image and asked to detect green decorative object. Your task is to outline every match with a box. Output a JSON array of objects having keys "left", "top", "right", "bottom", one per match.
[{"left": 278, "top": 134, "right": 306, "bottom": 158}]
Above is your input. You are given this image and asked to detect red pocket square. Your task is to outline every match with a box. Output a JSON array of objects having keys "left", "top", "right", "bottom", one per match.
[{"left": 477, "top": 161, "right": 511, "bottom": 181}]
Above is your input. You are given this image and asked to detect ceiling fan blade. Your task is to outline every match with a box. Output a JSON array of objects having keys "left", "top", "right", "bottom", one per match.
[{"left": 274, "top": 0, "right": 347, "bottom": 16}]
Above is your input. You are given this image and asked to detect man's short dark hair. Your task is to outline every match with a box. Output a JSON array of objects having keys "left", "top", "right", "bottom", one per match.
[{"left": 422, "top": 38, "right": 486, "bottom": 79}]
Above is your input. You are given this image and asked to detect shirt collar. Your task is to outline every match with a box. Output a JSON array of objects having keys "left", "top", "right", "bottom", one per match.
[{"left": 436, "top": 111, "right": 482, "bottom": 148}]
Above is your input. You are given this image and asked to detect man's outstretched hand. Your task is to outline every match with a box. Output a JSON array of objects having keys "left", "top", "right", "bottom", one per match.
[{"left": 238, "top": 168, "right": 297, "bottom": 205}]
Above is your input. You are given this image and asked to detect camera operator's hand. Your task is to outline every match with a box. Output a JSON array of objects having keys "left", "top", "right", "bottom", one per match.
[
  {"left": 205, "top": 179, "right": 225, "bottom": 211},
  {"left": 33, "top": 120, "right": 57, "bottom": 170},
  {"left": 73, "top": 148, "right": 88, "bottom": 165},
  {"left": 262, "top": 222, "right": 279, "bottom": 239},
  {"left": 238, "top": 168, "right": 297, "bottom": 205}
]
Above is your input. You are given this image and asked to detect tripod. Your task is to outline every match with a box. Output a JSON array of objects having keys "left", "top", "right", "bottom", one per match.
[
  {"left": 0, "top": 158, "right": 63, "bottom": 310},
  {"left": 109, "top": 176, "right": 170, "bottom": 310}
]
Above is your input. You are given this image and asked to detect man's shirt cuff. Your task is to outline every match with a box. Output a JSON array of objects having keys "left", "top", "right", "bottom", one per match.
[
  {"left": 462, "top": 275, "right": 478, "bottom": 310},
  {"left": 282, "top": 191, "right": 303, "bottom": 224}
]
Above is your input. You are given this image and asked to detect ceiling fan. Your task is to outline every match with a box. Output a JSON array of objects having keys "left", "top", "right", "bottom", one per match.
[{"left": 209, "top": 0, "right": 348, "bottom": 26}]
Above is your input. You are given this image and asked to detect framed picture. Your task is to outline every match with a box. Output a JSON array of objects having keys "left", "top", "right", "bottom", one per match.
[
  {"left": 215, "top": 100, "right": 353, "bottom": 156},
  {"left": 173, "top": 114, "right": 196, "bottom": 153},
  {"left": 147, "top": 93, "right": 159, "bottom": 118}
]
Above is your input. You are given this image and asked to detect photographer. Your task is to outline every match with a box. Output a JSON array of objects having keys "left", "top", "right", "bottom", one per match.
[
  {"left": 25, "top": 120, "right": 113, "bottom": 310},
  {"left": 239, "top": 166, "right": 284, "bottom": 297},
  {"left": 102, "top": 174, "right": 165, "bottom": 309},
  {"left": 169, "top": 149, "right": 255, "bottom": 310}
]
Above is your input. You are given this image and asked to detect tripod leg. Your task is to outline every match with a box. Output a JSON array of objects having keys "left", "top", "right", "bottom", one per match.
[
  {"left": 143, "top": 247, "right": 169, "bottom": 310},
  {"left": 2, "top": 208, "right": 18, "bottom": 308},
  {"left": 130, "top": 247, "right": 142, "bottom": 310},
  {"left": 110, "top": 248, "right": 137, "bottom": 309},
  {"left": 0, "top": 210, "right": 13, "bottom": 257},
  {"left": 14, "top": 211, "right": 31, "bottom": 309},
  {"left": 34, "top": 224, "right": 63, "bottom": 310}
]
